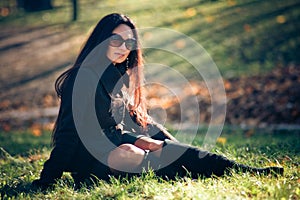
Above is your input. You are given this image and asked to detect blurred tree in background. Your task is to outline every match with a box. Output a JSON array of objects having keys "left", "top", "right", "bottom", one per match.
[
  {"left": 17, "top": 0, "right": 53, "bottom": 12},
  {"left": 1, "top": 0, "right": 77, "bottom": 21},
  {"left": 71, "top": 0, "right": 77, "bottom": 21}
]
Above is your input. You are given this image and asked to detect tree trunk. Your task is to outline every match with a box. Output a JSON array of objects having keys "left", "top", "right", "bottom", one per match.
[{"left": 72, "top": 0, "right": 78, "bottom": 21}]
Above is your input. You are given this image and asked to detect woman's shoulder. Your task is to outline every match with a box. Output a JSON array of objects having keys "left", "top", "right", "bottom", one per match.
[
  {"left": 74, "top": 67, "right": 100, "bottom": 90},
  {"left": 60, "top": 67, "right": 98, "bottom": 99}
]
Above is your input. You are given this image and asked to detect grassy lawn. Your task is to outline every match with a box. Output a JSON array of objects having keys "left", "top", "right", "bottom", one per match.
[{"left": 0, "top": 129, "right": 299, "bottom": 199}]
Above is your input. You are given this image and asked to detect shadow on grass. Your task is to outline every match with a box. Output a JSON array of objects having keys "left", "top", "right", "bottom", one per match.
[{"left": 0, "top": 182, "right": 37, "bottom": 198}]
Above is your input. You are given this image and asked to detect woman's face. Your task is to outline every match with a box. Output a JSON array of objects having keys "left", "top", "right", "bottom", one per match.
[{"left": 106, "top": 24, "right": 135, "bottom": 65}]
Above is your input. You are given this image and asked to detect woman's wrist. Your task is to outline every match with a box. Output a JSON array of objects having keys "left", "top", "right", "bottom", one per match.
[
  {"left": 121, "top": 132, "right": 144, "bottom": 144},
  {"left": 149, "top": 139, "right": 164, "bottom": 151}
]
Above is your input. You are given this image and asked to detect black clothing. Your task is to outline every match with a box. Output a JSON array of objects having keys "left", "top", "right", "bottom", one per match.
[
  {"left": 35, "top": 62, "right": 174, "bottom": 188},
  {"left": 33, "top": 61, "right": 283, "bottom": 190},
  {"left": 143, "top": 139, "right": 283, "bottom": 180}
]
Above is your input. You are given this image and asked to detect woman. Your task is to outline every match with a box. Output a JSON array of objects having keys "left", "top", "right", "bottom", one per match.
[{"left": 32, "top": 13, "right": 283, "bottom": 190}]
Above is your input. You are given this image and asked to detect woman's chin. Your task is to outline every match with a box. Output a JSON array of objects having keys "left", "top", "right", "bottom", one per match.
[{"left": 113, "top": 59, "right": 126, "bottom": 64}]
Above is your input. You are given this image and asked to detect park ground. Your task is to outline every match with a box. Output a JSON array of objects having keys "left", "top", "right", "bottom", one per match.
[{"left": 0, "top": 0, "right": 299, "bottom": 199}]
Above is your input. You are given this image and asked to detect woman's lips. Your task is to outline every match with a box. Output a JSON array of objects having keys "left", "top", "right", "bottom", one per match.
[
  {"left": 115, "top": 53, "right": 125, "bottom": 56},
  {"left": 115, "top": 53, "right": 126, "bottom": 59}
]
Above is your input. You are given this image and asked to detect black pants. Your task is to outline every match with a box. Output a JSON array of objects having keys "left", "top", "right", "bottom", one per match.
[
  {"left": 78, "top": 139, "right": 234, "bottom": 182},
  {"left": 73, "top": 139, "right": 283, "bottom": 188},
  {"left": 140, "top": 139, "right": 236, "bottom": 179}
]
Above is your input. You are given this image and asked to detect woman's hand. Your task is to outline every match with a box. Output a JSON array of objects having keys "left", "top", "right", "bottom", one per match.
[{"left": 134, "top": 136, "right": 164, "bottom": 152}]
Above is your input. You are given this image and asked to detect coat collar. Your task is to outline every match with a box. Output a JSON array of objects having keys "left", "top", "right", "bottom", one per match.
[{"left": 100, "top": 63, "right": 129, "bottom": 95}]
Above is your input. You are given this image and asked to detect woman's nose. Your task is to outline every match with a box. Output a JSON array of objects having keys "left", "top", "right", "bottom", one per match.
[{"left": 119, "top": 42, "right": 127, "bottom": 50}]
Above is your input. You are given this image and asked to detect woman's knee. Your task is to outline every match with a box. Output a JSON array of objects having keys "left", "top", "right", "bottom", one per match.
[{"left": 107, "top": 144, "right": 145, "bottom": 173}]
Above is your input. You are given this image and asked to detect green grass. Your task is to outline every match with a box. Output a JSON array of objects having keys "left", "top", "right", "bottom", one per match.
[
  {"left": 1, "top": 0, "right": 299, "bottom": 78},
  {"left": 1, "top": 1, "right": 299, "bottom": 198},
  {"left": 0, "top": 129, "right": 299, "bottom": 199},
  {"left": 0, "top": 131, "right": 51, "bottom": 157}
]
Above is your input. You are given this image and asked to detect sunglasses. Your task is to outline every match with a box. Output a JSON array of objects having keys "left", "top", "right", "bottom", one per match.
[{"left": 109, "top": 34, "right": 137, "bottom": 50}]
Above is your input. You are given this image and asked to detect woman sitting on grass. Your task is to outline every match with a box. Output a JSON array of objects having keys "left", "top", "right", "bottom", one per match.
[{"left": 32, "top": 13, "right": 283, "bottom": 190}]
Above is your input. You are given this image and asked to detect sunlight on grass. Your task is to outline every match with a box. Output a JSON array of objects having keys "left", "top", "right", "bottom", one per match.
[{"left": 1, "top": 0, "right": 299, "bottom": 78}]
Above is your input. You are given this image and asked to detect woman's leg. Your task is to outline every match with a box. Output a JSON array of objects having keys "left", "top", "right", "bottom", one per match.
[
  {"left": 73, "top": 144, "right": 147, "bottom": 189},
  {"left": 107, "top": 143, "right": 145, "bottom": 174},
  {"left": 144, "top": 139, "right": 283, "bottom": 178}
]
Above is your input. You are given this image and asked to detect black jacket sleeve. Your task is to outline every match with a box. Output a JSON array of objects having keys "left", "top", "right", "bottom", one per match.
[
  {"left": 146, "top": 121, "right": 178, "bottom": 142},
  {"left": 122, "top": 107, "right": 178, "bottom": 142}
]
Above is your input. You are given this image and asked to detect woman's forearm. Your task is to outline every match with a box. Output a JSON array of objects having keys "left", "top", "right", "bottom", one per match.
[{"left": 134, "top": 136, "right": 164, "bottom": 151}]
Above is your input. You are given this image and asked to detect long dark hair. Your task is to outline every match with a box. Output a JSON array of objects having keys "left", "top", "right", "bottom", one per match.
[
  {"left": 52, "top": 13, "right": 149, "bottom": 144},
  {"left": 55, "top": 13, "right": 140, "bottom": 97}
]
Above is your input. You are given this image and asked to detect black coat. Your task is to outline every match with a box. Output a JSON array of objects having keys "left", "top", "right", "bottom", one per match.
[{"left": 37, "top": 62, "right": 176, "bottom": 185}]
